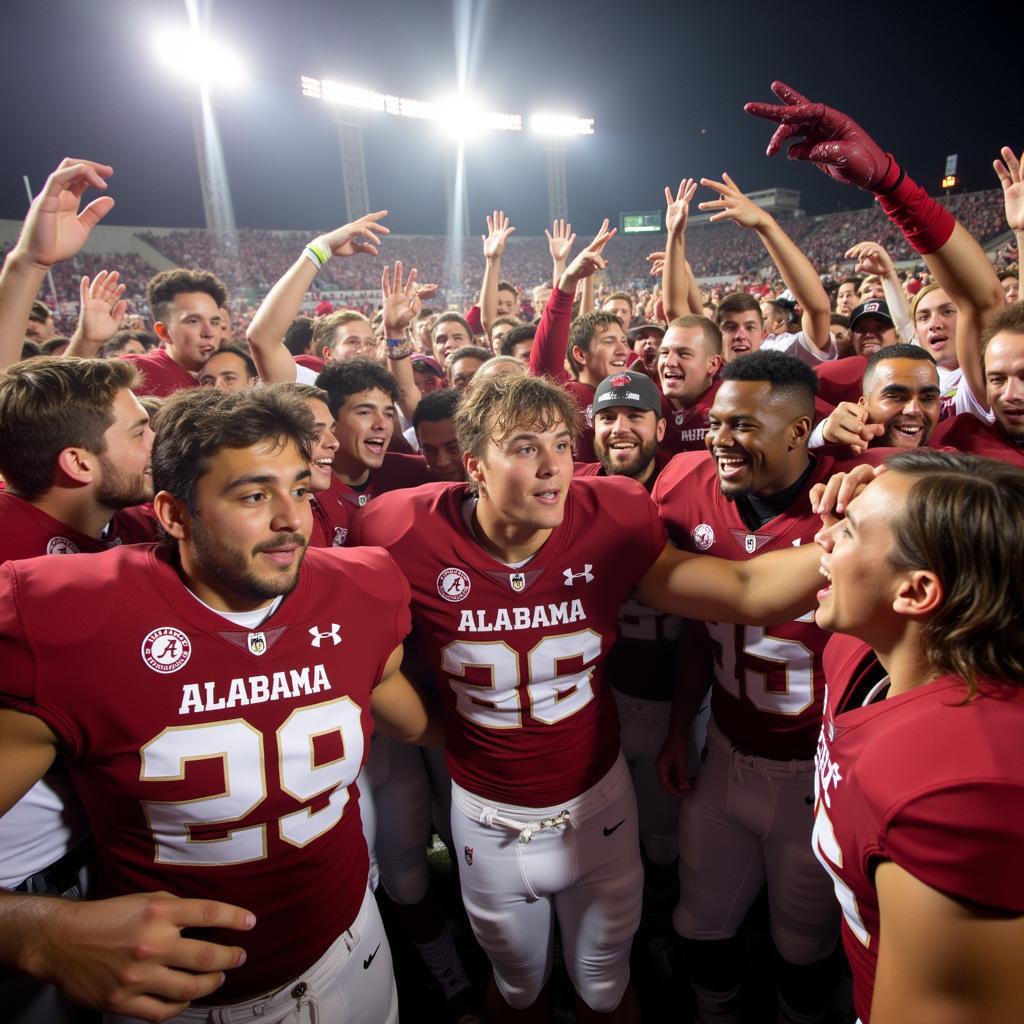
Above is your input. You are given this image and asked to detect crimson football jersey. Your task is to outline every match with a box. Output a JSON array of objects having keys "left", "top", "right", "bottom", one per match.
[
  {"left": 930, "top": 411, "right": 1024, "bottom": 466},
  {"left": 121, "top": 347, "right": 197, "bottom": 397},
  {"left": 351, "top": 478, "right": 667, "bottom": 805},
  {"left": 0, "top": 492, "right": 158, "bottom": 561},
  {"left": 659, "top": 380, "right": 720, "bottom": 455},
  {"left": 653, "top": 449, "right": 887, "bottom": 759},
  {"left": 0, "top": 544, "right": 410, "bottom": 1002},
  {"left": 309, "top": 453, "right": 433, "bottom": 547},
  {"left": 574, "top": 452, "right": 682, "bottom": 701},
  {"left": 815, "top": 356, "right": 866, "bottom": 408},
  {"left": 814, "top": 633, "right": 1024, "bottom": 1022}
]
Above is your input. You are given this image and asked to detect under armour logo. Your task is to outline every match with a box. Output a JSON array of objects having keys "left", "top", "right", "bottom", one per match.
[
  {"left": 309, "top": 624, "right": 342, "bottom": 647},
  {"left": 563, "top": 564, "right": 594, "bottom": 586}
]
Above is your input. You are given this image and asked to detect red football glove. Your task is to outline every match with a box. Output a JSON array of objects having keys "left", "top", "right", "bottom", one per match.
[{"left": 744, "top": 81, "right": 896, "bottom": 191}]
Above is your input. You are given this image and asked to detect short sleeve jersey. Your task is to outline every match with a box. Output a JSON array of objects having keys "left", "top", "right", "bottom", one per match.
[
  {"left": 930, "top": 412, "right": 1024, "bottom": 467},
  {"left": 121, "top": 348, "right": 197, "bottom": 397},
  {"left": 653, "top": 449, "right": 886, "bottom": 759},
  {"left": 0, "top": 544, "right": 410, "bottom": 1003},
  {"left": 352, "top": 478, "right": 667, "bottom": 805},
  {"left": 309, "top": 453, "right": 433, "bottom": 547},
  {"left": 0, "top": 492, "right": 159, "bottom": 560},
  {"left": 814, "top": 633, "right": 1024, "bottom": 1022},
  {"left": 659, "top": 380, "right": 721, "bottom": 455}
]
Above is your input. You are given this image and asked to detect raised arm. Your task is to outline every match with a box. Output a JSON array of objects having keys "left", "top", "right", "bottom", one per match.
[
  {"left": 246, "top": 212, "right": 389, "bottom": 382},
  {"left": 995, "top": 146, "right": 1024, "bottom": 269},
  {"left": 529, "top": 221, "right": 616, "bottom": 379},
  {"left": 662, "top": 178, "right": 698, "bottom": 321},
  {"left": 700, "top": 172, "right": 832, "bottom": 349},
  {"left": 381, "top": 261, "right": 422, "bottom": 419},
  {"left": 845, "top": 241, "right": 914, "bottom": 343},
  {"left": 746, "top": 82, "right": 1004, "bottom": 396},
  {"left": 0, "top": 158, "right": 115, "bottom": 371},
  {"left": 66, "top": 270, "right": 128, "bottom": 358},
  {"left": 545, "top": 219, "right": 576, "bottom": 288},
  {"left": 479, "top": 210, "right": 516, "bottom": 333}
]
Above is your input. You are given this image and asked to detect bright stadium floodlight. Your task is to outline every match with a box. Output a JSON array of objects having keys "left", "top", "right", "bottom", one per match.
[
  {"left": 530, "top": 113, "right": 595, "bottom": 137},
  {"left": 434, "top": 96, "right": 485, "bottom": 141},
  {"left": 154, "top": 29, "right": 246, "bottom": 90}
]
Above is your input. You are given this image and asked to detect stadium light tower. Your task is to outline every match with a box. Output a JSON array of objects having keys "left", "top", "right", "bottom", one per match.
[
  {"left": 531, "top": 114, "right": 595, "bottom": 226},
  {"left": 153, "top": 27, "right": 244, "bottom": 244}
]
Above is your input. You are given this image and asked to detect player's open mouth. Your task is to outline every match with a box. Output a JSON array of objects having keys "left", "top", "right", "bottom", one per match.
[
  {"left": 890, "top": 420, "right": 925, "bottom": 444},
  {"left": 1000, "top": 404, "right": 1024, "bottom": 426},
  {"left": 534, "top": 489, "right": 560, "bottom": 505},
  {"left": 609, "top": 438, "right": 639, "bottom": 452},
  {"left": 927, "top": 335, "right": 948, "bottom": 351},
  {"left": 364, "top": 438, "right": 386, "bottom": 455},
  {"left": 817, "top": 562, "right": 833, "bottom": 601},
  {"left": 860, "top": 340, "right": 881, "bottom": 356},
  {"left": 716, "top": 454, "right": 748, "bottom": 480}
]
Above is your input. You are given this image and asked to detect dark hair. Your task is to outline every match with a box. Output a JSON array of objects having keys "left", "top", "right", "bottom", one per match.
[
  {"left": 497, "top": 281, "right": 518, "bottom": 297},
  {"left": 568, "top": 310, "right": 622, "bottom": 359},
  {"left": 102, "top": 330, "right": 156, "bottom": 358},
  {"left": 151, "top": 384, "right": 315, "bottom": 514},
  {"left": 432, "top": 312, "right": 475, "bottom": 343},
  {"left": 830, "top": 313, "right": 850, "bottom": 327},
  {"left": 315, "top": 357, "right": 400, "bottom": 418},
  {"left": 499, "top": 323, "right": 536, "bottom": 357},
  {"left": 0, "top": 356, "right": 139, "bottom": 500},
  {"left": 838, "top": 276, "right": 862, "bottom": 292},
  {"left": 449, "top": 345, "right": 492, "bottom": 366},
  {"left": 604, "top": 291, "right": 634, "bottom": 311},
  {"left": 862, "top": 343, "right": 936, "bottom": 395},
  {"left": 721, "top": 350, "right": 818, "bottom": 417},
  {"left": 884, "top": 450, "right": 1024, "bottom": 696},
  {"left": 413, "top": 388, "right": 460, "bottom": 430},
  {"left": 284, "top": 316, "right": 315, "bottom": 356},
  {"left": 39, "top": 337, "right": 71, "bottom": 356},
  {"left": 20, "top": 340, "right": 41, "bottom": 360},
  {"left": 199, "top": 344, "right": 258, "bottom": 382},
  {"left": 716, "top": 292, "right": 763, "bottom": 325},
  {"left": 980, "top": 301, "right": 1024, "bottom": 360},
  {"left": 28, "top": 300, "right": 52, "bottom": 324},
  {"left": 147, "top": 268, "right": 228, "bottom": 323}
]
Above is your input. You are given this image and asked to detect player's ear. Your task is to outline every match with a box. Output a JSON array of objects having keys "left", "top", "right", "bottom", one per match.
[
  {"left": 464, "top": 450, "right": 484, "bottom": 490},
  {"left": 892, "top": 569, "right": 943, "bottom": 620},
  {"left": 153, "top": 319, "right": 172, "bottom": 346},
  {"left": 656, "top": 417, "right": 667, "bottom": 443},
  {"left": 789, "top": 414, "right": 812, "bottom": 449},
  {"left": 153, "top": 491, "right": 192, "bottom": 541},
  {"left": 55, "top": 446, "right": 98, "bottom": 486}
]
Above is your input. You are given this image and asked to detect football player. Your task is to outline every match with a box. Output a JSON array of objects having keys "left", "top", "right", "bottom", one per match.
[
  {"left": 352, "top": 372, "right": 848, "bottom": 1024},
  {"left": 814, "top": 451, "right": 1024, "bottom": 1022},
  {"left": 652, "top": 351, "right": 889, "bottom": 1024},
  {"left": 0, "top": 385, "right": 435, "bottom": 1022}
]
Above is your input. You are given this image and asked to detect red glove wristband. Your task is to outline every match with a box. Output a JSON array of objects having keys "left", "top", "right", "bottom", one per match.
[{"left": 875, "top": 167, "right": 955, "bottom": 255}]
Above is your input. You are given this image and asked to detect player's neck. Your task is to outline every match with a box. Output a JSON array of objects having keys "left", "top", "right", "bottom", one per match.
[
  {"left": 470, "top": 502, "right": 552, "bottom": 565},
  {"left": 871, "top": 628, "right": 936, "bottom": 699},
  {"left": 332, "top": 459, "right": 371, "bottom": 488},
  {"left": 28, "top": 487, "right": 117, "bottom": 540}
]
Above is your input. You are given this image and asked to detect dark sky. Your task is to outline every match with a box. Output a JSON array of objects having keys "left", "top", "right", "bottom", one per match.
[{"left": 3, "top": 0, "right": 1019, "bottom": 235}]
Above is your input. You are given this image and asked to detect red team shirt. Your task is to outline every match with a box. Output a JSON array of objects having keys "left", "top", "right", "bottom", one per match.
[
  {"left": 0, "top": 544, "right": 411, "bottom": 1002},
  {"left": 658, "top": 381, "right": 721, "bottom": 456},
  {"left": 121, "top": 348, "right": 197, "bottom": 397},
  {"left": 309, "top": 453, "right": 433, "bottom": 547},
  {"left": 653, "top": 450, "right": 887, "bottom": 760},
  {"left": 930, "top": 412, "right": 1024, "bottom": 466},
  {"left": 814, "top": 634, "right": 1024, "bottom": 1022},
  {"left": 574, "top": 452, "right": 682, "bottom": 701},
  {"left": 0, "top": 492, "right": 159, "bottom": 560},
  {"left": 351, "top": 478, "right": 667, "bottom": 805}
]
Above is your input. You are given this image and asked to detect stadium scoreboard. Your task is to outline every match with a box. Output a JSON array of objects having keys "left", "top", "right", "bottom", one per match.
[{"left": 621, "top": 211, "right": 662, "bottom": 234}]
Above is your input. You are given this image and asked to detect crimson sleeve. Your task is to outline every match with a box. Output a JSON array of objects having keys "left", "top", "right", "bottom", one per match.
[
  {"left": 464, "top": 305, "right": 482, "bottom": 335},
  {"left": 529, "top": 287, "right": 574, "bottom": 381},
  {"left": 880, "top": 781, "right": 1024, "bottom": 912}
]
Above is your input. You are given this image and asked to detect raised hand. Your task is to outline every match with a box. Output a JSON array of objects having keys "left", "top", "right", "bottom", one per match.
[
  {"left": 698, "top": 173, "right": 768, "bottom": 230},
  {"left": 994, "top": 147, "right": 1024, "bottom": 233},
  {"left": 744, "top": 81, "right": 893, "bottom": 191},
  {"left": 77, "top": 271, "right": 128, "bottom": 347},
  {"left": 819, "top": 402, "right": 886, "bottom": 455},
  {"left": 13, "top": 158, "right": 115, "bottom": 270},
  {"left": 381, "top": 260, "right": 421, "bottom": 335},
  {"left": 845, "top": 240, "right": 896, "bottom": 278},
  {"left": 544, "top": 218, "right": 576, "bottom": 263},
  {"left": 482, "top": 210, "right": 516, "bottom": 260},
  {"left": 414, "top": 281, "right": 440, "bottom": 300},
  {"left": 665, "top": 178, "right": 698, "bottom": 236},
  {"left": 321, "top": 210, "right": 389, "bottom": 258},
  {"left": 647, "top": 251, "right": 666, "bottom": 277},
  {"left": 558, "top": 219, "right": 616, "bottom": 291}
]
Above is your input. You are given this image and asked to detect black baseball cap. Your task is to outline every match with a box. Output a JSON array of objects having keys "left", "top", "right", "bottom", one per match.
[
  {"left": 849, "top": 299, "right": 894, "bottom": 330},
  {"left": 593, "top": 369, "right": 662, "bottom": 414}
]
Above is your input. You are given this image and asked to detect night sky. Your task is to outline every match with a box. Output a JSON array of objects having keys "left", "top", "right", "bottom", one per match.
[{"left": 3, "top": 0, "right": 1020, "bottom": 236}]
